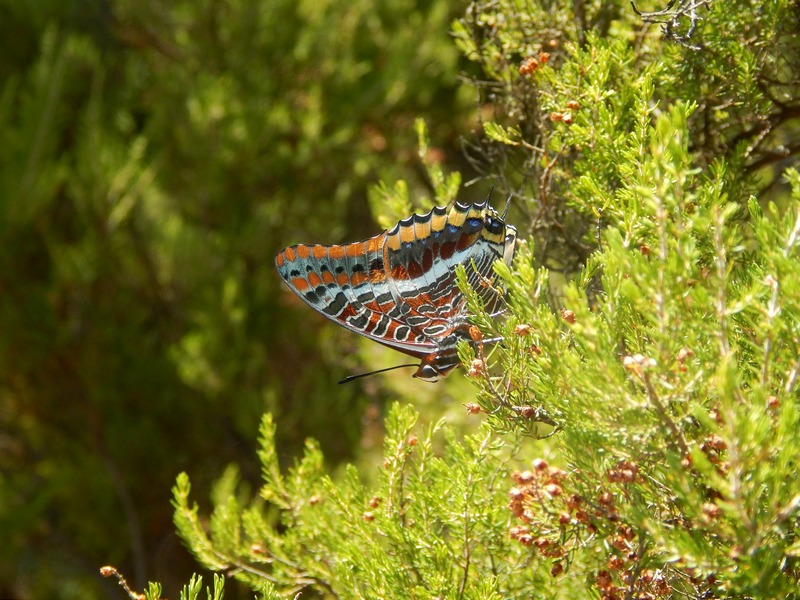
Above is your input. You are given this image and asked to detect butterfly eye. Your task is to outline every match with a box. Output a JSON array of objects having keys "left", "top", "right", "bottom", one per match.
[
  {"left": 413, "top": 363, "right": 440, "bottom": 382},
  {"left": 486, "top": 216, "right": 504, "bottom": 234}
]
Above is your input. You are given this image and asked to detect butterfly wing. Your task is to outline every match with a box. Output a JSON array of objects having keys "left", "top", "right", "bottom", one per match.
[
  {"left": 275, "top": 235, "right": 437, "bottom": 358},
  {"left": 275, "top": 200, "right": 517, "bottom": 378},
  {"left": 381, "top": 200, "right": 517, "bottom": 340}
]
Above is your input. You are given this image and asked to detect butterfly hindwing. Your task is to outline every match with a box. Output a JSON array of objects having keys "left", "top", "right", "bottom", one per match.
[
  {"left": 275, "top": 240, "right": 436, "bottom": 357},
  {"left": 382, "top": 201, "right": 515, "bottom": 337}
]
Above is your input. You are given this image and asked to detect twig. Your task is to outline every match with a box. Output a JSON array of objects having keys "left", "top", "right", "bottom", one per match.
[{"left": 631, "top": 0, "right": 711, "bottom": 49}]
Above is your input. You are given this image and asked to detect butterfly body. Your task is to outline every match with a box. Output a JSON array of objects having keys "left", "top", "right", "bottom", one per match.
[{"left": 275, "top": 200, "right": 516, "bottom": 381}]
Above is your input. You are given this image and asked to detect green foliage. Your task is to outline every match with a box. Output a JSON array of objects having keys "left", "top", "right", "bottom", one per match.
[
  {"left": 0, "top": 0, "right": 470, "bottom": 596},
  {"left": 5, "top": 0, "right": 799, "bottom": 597},
  {"left": 463, "top": 103, "right": 800, "bottom": 596},
  {"left": 176, "top": 125, "right": 800, "bottom": 598},
  {"left": 171, "top": 2, "right": 799, "bottom": 598},
  {"left": 142, "top": 573, "right": 279, "bottom": 600},
  {"left": 174, "top": 405, "right": 565, "bottom": 598},
  {"left": 452, "top": 0, "right": 799, "bottom": 273}
]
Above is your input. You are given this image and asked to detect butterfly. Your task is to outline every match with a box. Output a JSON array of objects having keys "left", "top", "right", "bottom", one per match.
[{"left": 275, "top": 198, "right": 517, "bottom": 382}]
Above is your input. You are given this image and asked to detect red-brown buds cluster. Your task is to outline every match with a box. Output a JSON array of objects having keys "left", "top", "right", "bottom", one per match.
[
  {"left": 606, "top": 460, "right": 639, "bottom": 484},
  {"left": 519, "top": 51, "right": 551, "bottom": 76},
  {"left": 507, "top": 461, "right": 576, "bottom": 576},
  {"left": 467, "top": 358, "right": 485, "bottom": 378}
]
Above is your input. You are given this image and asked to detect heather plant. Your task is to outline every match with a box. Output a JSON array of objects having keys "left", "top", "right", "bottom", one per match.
[
  {"left": 170, "top": 119, "right": 800, "bottom": 598},
  {"left": 166, "top": 0, "right": 800, "bottom": 597}
]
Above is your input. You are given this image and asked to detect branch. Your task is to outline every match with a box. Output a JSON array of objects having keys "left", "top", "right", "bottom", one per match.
[{"left": 631, "top": 0, "right": 712, "bottom": 49}]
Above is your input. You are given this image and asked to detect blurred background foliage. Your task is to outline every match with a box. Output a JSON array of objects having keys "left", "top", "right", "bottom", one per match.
[{"left": 0, "top": 0, "right": 476, "bottom": 597}]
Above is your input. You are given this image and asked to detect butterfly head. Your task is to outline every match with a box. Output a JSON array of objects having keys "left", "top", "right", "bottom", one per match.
[{"left": 412, "top": 352, "right": 460, "bottom": 383}]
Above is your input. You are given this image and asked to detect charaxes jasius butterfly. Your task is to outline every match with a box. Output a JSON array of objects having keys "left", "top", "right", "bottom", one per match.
[{"left": 275, "top": 198, "right": 517, "bottom": 382}]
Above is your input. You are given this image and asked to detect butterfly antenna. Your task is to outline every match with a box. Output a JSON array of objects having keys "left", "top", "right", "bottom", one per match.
[
  {"left": 502, "top": 194, "right": 512, "bottom": 219},
  {"left": 338, "top": 363, "right": 418, "bottom": 384},
  {"left": 484, "top": 186, "right": 495, "bottom": 204}
]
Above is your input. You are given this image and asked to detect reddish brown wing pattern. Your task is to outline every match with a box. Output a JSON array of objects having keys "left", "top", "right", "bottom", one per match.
[{"left": 275, "top": 200, "right": 516, "bottom": 381}]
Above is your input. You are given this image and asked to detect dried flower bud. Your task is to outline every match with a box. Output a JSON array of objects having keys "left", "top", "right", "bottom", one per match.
[
  {"left": 566, "top": 100, "right": 579, "bottom": 110},
  {"left": 562, "top": 113, "right": 574, "bottom": 125},
  {"left": 532, "top": 458, "right": 549, "bottom": 471},
  {"left": 362, "top": 511, "right": 375, "bottom": 522},
  {"left": 545, "top": 483, "right": 563, "bottom": 497},
  {"left": 550, "top": 562, "right": 564, "bottom": 577},
  {"left": 509, "top": 487, "right": 526, "bottom": 502},
  {"left": 469, "top": 325, "right": 483, "bottom": 341},
  {"left": 368, "top": 496, "right": 382, "bottom": 508},
  {"left": 534, "top": 537, "right": 552, "bottom": 551},
  {"left": 652, "top": 572, "right": 671, "bottom": 595},
  {"left": 465, "top": 403, "right": 482, "bottom": 414},
  {"left": 514, "top": 323, "right": 532, "bottom": 336},
  {"left": 704, "top": 434, "right": 727, "bottom": 452},
  {"left": 517, "top": 470, "right": 536, "bottom": 484},
  {"left": 561, "top": 308, "right": 576, "bottom": 323},
  {"left": 608, "top": 555, "right": 625, "bottom": 570},
  {"left": 519, "top": 57, "right": 539, "bottom": 75},
  {"left": 468, "top": 358, "right": 485, "bottom": 377},
  {"left": 567, "top": 494, "right": 583, "bottom": 510},
  {"left": 539, "top": 51, "right": 551, "bottom": 64},
  {"left": 598, "top": 491, "right": 615, "bottom": 506},
  {"left": 610, "top": 535, "right": 629, "bottom": 552},
  {"left": 596, "top": 570, "right": 613, "bottom": 589},
  {"left": 702, "top": 502, "right": 721, "bottom": 520},
  {"left": 308, "top": 495, "right": 321, "bottom": 506},
  {"left": 550, "top": 112, "right": 564, "bottom": 122}
]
